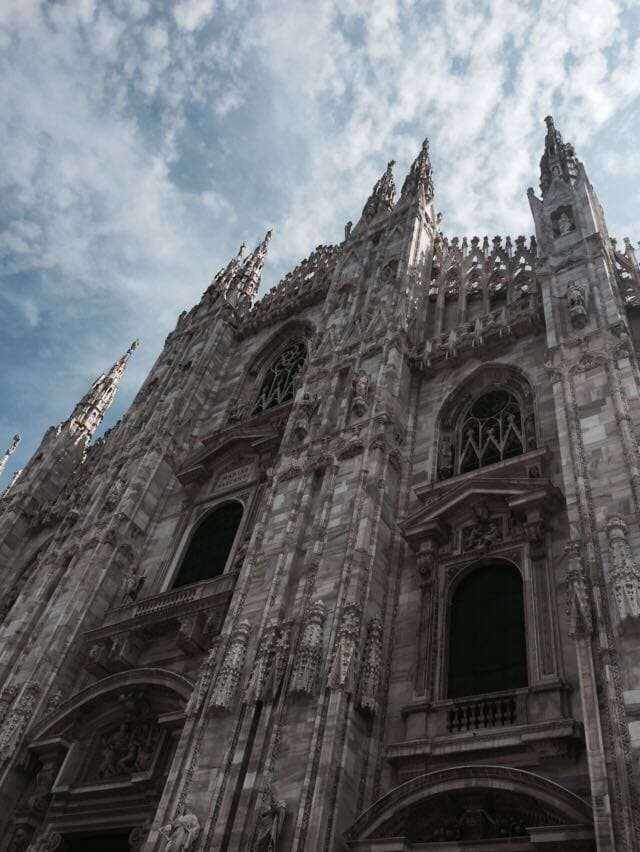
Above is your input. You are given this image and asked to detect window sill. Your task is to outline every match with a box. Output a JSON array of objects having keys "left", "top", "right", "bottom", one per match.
[{"left": 391, "top": 682, "right": 581, "bottom": 768}]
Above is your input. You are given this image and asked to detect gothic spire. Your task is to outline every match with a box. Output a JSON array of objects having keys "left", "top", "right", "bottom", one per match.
[
  {"left": 69, "top": 340, "right": 139, "bottom": 442},
  {"left": 361, "top": 160, "right": 397, "bottom": 224},
  {"left": 401, "top": 138, "right": 434, "bottom": 202},
  {"left": 225, "top": 230, "right": 272, "bottom": 310},
  {"left": 0, "top": 434, "right": 20, "bottom": 482},
  {"left": 539, "top": 115, "right": 579, "bottom": 197}
]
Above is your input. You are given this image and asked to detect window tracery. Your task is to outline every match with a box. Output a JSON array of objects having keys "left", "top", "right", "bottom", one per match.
[
  {"left": 253, "top": 340, "right": 307, "bottom": 414},
  {"left": 438, "top": 373, "right": 536, "bottom": 480}
]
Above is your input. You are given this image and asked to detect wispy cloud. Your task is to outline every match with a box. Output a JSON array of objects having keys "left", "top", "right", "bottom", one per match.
[{"left": 1, "top": 0, "right": 640, "bottom": 479}]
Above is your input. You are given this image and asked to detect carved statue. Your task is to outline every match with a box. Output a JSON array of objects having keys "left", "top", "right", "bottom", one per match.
[
  {"left": 160, "top": 806, "right": 201, "bottom": 851},
  {"left": 566, "top": 281, "right": 588, "bottom": 329},
  {"left": 437, "top": 437, "right": 454, "bottom": 479},
  {"left": 254, "top": 795, "right": 286, "bottom": 851},
  {"left": 352, "top": 372, "right": 369, "bottom": 417},
  {"left": 121, "top": 567, "right": 144, "bottom": 602}
]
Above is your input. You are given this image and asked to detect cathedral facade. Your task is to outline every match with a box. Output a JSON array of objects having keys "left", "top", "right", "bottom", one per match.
[{"left": 1, "top": 117, "right": 640, "bottom": 851}]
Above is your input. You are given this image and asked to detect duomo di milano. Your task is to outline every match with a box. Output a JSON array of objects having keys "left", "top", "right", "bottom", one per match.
[{"left": 3, "top": 116, "right": 640, "bottom": 852}]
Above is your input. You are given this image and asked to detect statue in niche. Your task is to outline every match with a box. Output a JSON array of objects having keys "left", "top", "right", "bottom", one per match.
[
  {"left": 121, "top": 567, "right": 144, "bottom": 602},
  {"left": 160, "top": 805, "right": 201, "bottom": 851},
  {"left": 551, "top": 204, "right": 575, "bottom": 238},
  {"left": 352, "top": 372, "right": 369, "bottom": 417},
  {"left": 254, "top": 794, "right": 286, "bottom": 851},
  {"left": 566, "top": 281, "right": 588, "bottom": 329},
  {"left": 437, "top": 437, "right": 454, "bottom": 479}
]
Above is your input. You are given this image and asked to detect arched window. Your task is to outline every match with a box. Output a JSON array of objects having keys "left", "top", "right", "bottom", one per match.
[
  {"left": 448, "top": 562, "right": 527, "bottom": 698},
  {"left": 438, "top": 379, "right": 535, "bottom": 480},
  {"left": 173, "top": 502, "right": 243, "bottom": 588},
  {"left": 253, "top": 340, "right": 307, "bottom": 414}
]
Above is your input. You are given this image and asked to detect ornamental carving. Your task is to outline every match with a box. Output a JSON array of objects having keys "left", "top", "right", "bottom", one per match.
[
  {"left": 328, "top": 603, "right": 361, "bottom": 693},
  {"left": 254, "top": 342, "right": 307, "bottom": 414},
  {"left": 564, "top": 541, "right": 593, "bottom": 637},
  {"left": 245, "top": 619, "right": 280, "bottom": 704},
  {"left": 292, "top": 393, "right": 320, "bottom": 443},
  {"left": 566, "top": 281, "right": 588, "bottom": 330},
  {"left": 254, "top": 793, "right": 286, "bottom": 851},
  {"left": 209, "top": 621, "right": 251, "bottom": 710},
  {"left": 351, "top": 372, "right": 370, "bottom": 417},
  {"left": 606, "top": 515, "right": 640, "bottom": 623},
  {"left": 289, "top": 601, "right": 326, "bottom": 696},
  {"left": 0, "top": 681, "right": 41, "bottom": 761},
  {"left": 160, "top": 806, "right": 201, "bottom": 851},
  {"left": 461, "top": 504, "right": 503, "bottom": 551},
  {"left": 89, "top": 693, "right": 160, "bottom": 780},
  {"left": 186, "top": 644, "right": 218, "bottom": 717},
  {"left": 438, "top": 379, "right": 535, "bottom": 480},
  {"left": 358, "top": 616, "right": 383, "bottom": 714}
]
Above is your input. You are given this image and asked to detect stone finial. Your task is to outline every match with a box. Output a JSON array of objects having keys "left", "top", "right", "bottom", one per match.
[
  {"left": 68, "top": 341, "right": 139, "bottom": 443},
  {"left": 564, "top": 540, "right": 593, "bottom": 637},
  {"left": 289, "top": 600, "right": 326, "bottom": 696},
  {"left": 328, "top": 602, "right": 361, "bottom": 693},
  {"left": 0, "top": 434, "right": 20, "bottom": 482},
  {"left": 223, "top": 230, "right": 272, "bottom": 313},
  {"left": 539, "top": 115, "right": 579, "bottom": 197},
  {"left": 606, "top": 515, "right": 640, "bottom": 623},
  {"left": 360, "top": 160, "right": 397, "bottom": 224},
  {"left": 358, "top": 616, "right": 383, "bottom": 714},
  {"left": 401, "top": 138, "right": 434, "bottom": 202},
  {"left": 209, "top": 621, "right": 251, "bottom": 711}
]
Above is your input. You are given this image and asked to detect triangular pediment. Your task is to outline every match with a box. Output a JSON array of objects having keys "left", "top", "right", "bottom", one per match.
[
  {"left": 403, "top": 466, "right": 563, "bottom": 548},
  {"left": 176, "top": 419, "right": 284, "bottom": 486}
]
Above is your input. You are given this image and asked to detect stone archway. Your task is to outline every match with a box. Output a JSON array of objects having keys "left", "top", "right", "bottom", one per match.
[
  {"left": 345, "top": 765, "right": 594, "bottom": 850},
  {"left": 7, "top": 669, "right": 192, "bottom": 852}
]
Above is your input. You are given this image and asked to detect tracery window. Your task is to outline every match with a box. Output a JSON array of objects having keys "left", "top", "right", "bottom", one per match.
[
  {"left": 253, "top": 340, "right": 307, "bottom": 414},
  {"left": 439, "top": 384, "right": 535, "bottom": 479},
  {"left": 448, "top": 561, "right": 528, "bottom": 698},
  {"left": 173, "top": 501, "right": 243, "bottom": 588}
]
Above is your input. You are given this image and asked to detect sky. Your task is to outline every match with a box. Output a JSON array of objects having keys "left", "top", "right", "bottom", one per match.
[{"left": 2, "top": 0, "right": 640, "bottom": 484}]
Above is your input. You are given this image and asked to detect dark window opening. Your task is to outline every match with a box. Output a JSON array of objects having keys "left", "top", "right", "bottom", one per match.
[
  {"left": 173, "top": 502, "right": 243, "bottom": 588},
  {"left": 448, "top": 562, "right": 528, "bottom": 699}
]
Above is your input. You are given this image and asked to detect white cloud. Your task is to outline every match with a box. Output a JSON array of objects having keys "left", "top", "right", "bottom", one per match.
[
  {"left": 2, "top": 0, "right": 640, "bottom": 481},
  {"left": 174, "top": 0, "right": 216, "bottom": 32}
]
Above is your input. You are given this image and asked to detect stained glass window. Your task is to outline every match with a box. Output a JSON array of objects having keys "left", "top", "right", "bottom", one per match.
[
  {"left": 253, "top": 341, "right": 307, "bottom": 414},
  {"left": 457, "top": 388, "right": 534, "bottom": 475}
]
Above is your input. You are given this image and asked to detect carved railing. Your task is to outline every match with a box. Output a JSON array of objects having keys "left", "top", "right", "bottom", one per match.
[
  {"left": 87, "top": 572, "right": 237, "bottom": 639},
  {"left": 447, "top": 693, "right": 518, "bottom": 733}
]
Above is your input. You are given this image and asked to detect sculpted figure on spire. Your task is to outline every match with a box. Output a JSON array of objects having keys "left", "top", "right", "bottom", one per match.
[
  {"left": 401, "top": 138, "right": 434, "bottom": 202},
  {"left": 539, "top": 115, "right": 579, "bottom": 197},
  {"left": 361, "top": 160, "right": 396, "bottom": 224}
]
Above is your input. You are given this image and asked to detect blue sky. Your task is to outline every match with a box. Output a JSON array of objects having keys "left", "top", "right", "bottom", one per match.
[{"left": 2, "top": 0, "right": 640, "bottom": 483}]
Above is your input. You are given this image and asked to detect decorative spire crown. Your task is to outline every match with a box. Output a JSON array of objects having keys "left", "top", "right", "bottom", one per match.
[
  {"left": 69, "top": 340, "right": 139, "bottom": 441},
  {"left": 401, "top": 138, "right": 434, "bottom": 202},
  {"left": 539, "top": 115, "right": 579, "bottom": 196},
  {"left": 0, "top": 434, "right": 20, "bottom": 482},
  {"left": 361, "top": 161, "right": 397, "bottom": 223},
  {"left": 224, "top": 230, "right": 272, "bottom": 311}
]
